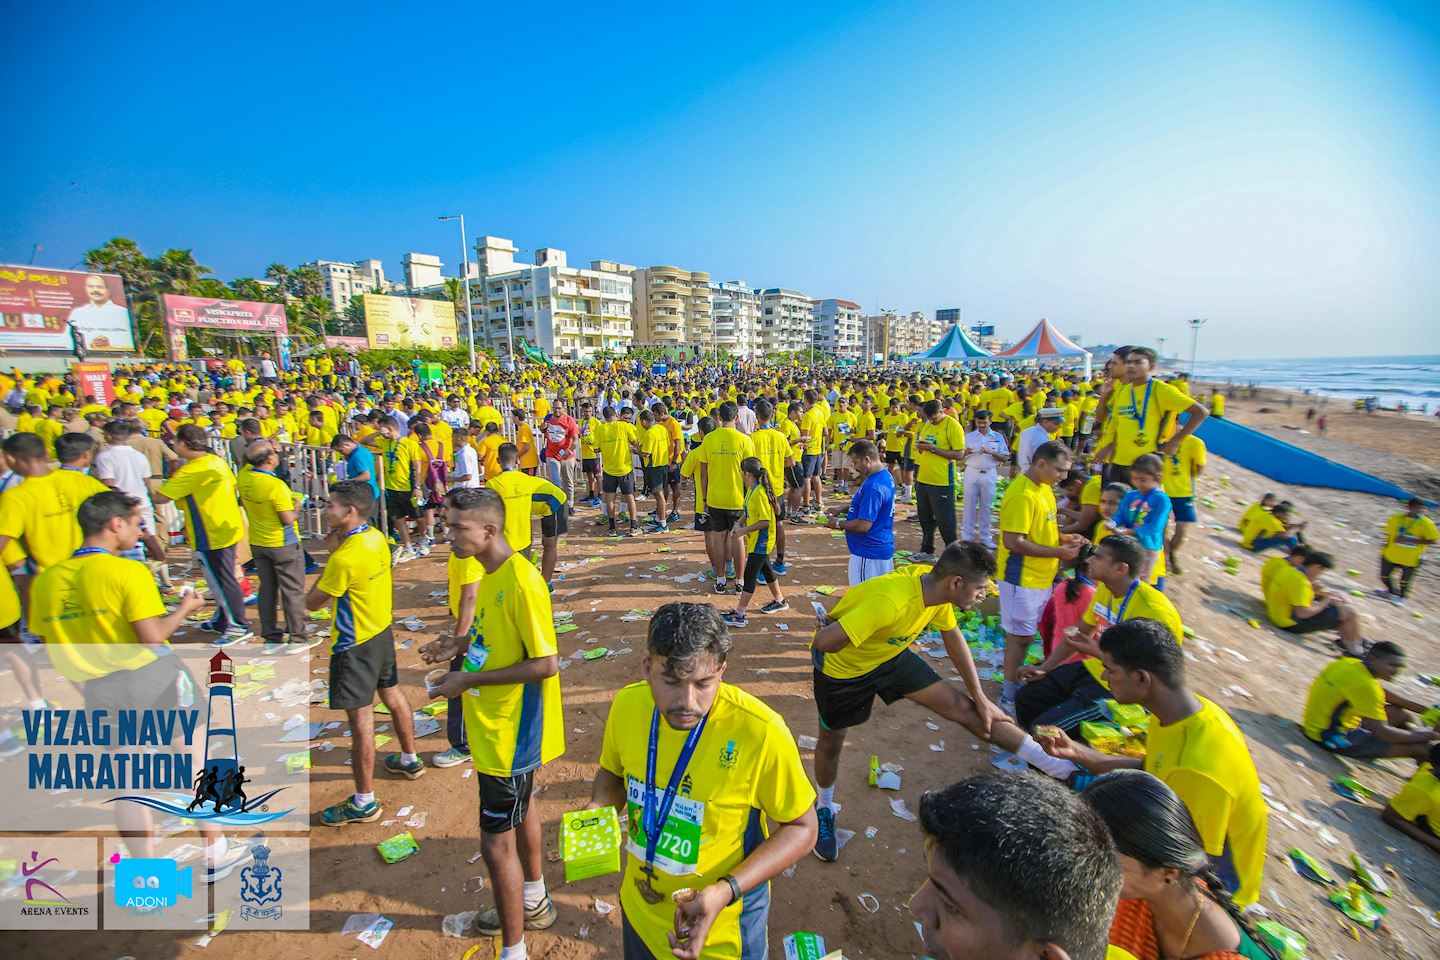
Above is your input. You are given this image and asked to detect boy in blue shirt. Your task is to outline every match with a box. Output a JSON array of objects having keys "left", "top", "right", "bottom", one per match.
[{"left": 1114, "top": 453, "right": 1172, "bottom": 588}]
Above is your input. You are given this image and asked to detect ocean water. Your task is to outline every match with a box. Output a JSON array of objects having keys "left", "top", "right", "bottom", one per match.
[{"left": 1185, "top": 355, "right": 1440, "bottom": 410}]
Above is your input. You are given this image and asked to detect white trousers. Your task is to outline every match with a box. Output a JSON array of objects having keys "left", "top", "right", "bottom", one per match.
[
  {"left": 962, "top": 469, "right": 997, "bottom": 544},
  {"left": 848, "top": 555, "right": 895, "bottom": 586}
]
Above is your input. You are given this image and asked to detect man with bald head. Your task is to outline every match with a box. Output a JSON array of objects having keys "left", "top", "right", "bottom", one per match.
[{"left": 237, "top": 438, "right": 312, "bottom": 651}]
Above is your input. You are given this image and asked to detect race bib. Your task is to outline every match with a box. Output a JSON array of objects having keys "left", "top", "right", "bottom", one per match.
[
  {"left": 462, "top": 639, "right": 489, "bottom": 673},
  {"left": 625, "top": 775, "right": 704, "bottom": 876},
  {"left": 1090, "top": 601, "right": 1118, "bottom": 630}
]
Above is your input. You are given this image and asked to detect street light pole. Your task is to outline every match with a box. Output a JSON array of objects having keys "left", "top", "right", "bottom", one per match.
[
  {"left": 1187, "top": 318, "right": 1208, "bottom": 376},
  {"left": 439, "top": 215, "right": 477, "bottom": 372}
]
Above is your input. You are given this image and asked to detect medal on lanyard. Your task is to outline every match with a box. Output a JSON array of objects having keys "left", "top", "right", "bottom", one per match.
[
  {"left": 1128, "top": 381, "right": 1153, "bottom": 446},
  {"left": 636, "top": 708, "right": 708, "bottom": 905}
]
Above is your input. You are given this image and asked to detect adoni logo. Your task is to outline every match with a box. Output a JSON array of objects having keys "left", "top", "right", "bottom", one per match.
[
  {"left": 110, "top": 852, "right": 192, "bottom": 915},
  {"left": 109, "top": 652, "right": 292, "bottom": 826}
]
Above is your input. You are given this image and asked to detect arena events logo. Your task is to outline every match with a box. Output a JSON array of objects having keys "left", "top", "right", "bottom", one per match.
[{"left": 22, "top": 652, "right": 292, "bottom": 826}]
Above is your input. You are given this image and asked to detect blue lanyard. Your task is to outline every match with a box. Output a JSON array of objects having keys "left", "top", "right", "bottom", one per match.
[
  {"left": 1127, "top": 381, "right": 1154, "bottom": 427},
  {"left": 72, "top": 546, "right": 108, "bottom": 558},
  {"left": 642, "top": 708, "right": 708, "bottom": 871},
  {"left": 1107, "top": 580, "right": 1140, "bottom": 622},
  {"left": 339, "top": 523, "right": 370, "bottom": 544},
  {"left": 61, "top": 465, "right": 87, "bottom": 473},
  {"left": 252, "top": 468, "right": 277, "bottom": 478}
]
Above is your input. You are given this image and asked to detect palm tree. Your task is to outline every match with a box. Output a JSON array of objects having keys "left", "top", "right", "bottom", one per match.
[
  {"left": 85, "top": 238, "right": 162, "bottom": 356},
  {"left": 264, "top": 263, "right": 292, "bottom": 296},
  {"left": 154, "top": 248, "right": 212, "bottom": 296},
  {"left": 291, "top": 266, "right": 324, "bottom": 301}
]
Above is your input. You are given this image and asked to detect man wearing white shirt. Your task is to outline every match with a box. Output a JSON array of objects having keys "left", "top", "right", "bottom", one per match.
[
  {"left": 962, "top": 410, "right": 1009, "bottom": 547},
  {"left": 258, "top": 355, "right": 279, "bottom": 382},
  {"left": 66, "top": 275, "right": 132, "bottom": 348},
  {"left": 733, "top": 393, "right": 757, "bottom": 434},
  {"left": 441, "top": 396, "right": 471, "bottom": 430},
  {"left": 452, "top": 434, "right": 481, "bottom": 489},
  {"left": 95, "top": 420, "right": 167, "bottom": 564},
  {"left": 1015, "top": 408, "right": 1066, "bottom": 476}
]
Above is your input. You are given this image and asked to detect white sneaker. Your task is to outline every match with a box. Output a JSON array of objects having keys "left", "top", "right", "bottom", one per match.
[
  {"left": 432, "top": 746, "right": 471, "bottom": 768},
  {"left": 393, "top": 546, "right": 416, "bottom": 565},
  {"left": 415, "top": 539, "right": 432, "bottom": 557}
]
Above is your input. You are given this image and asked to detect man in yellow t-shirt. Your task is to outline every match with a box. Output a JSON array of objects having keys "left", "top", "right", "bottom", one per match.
[
  {"left": 1262, "top": 549, "right": 1363, "bottom": 655},
  {"left": 1038, "top": 617, "right": 1268, "bottom": 907},
  {"left": 1018, "top": 534, "right": 1183, "bottom": 733},
  {"left": 1379, "top": 498, "right": 1438, "bottom": 604},
  {"left": 0, "top": 432, "right": 108, "bottom": 572},
  {"left": 911, "top": 399, "right": 966, "bottom": 562},
  {"left": 487, "top": 443, "right": 567, "bottom": 583},
  {"left": 995, "top": 439, "right": 1082, "bottom": 713},
  {"left": 596, "top": 405, "right": 641, "bottom": 537},
  {"left": 1301, "top": 643, "right": 1436, "bottom": 762},
  {"left": 1241, "top": 499, "right": 1302, "bottom": 552},
  {"left": 750, "top": 400, "right": 796, "bottom": 574},
  {"left": 155, "top": 425, "right": 250, "bottom": 641},
  {"left": 798, "top": 391, "right": 827, "bottom": 512},
  {"left": 697, "top": 401, "right": 755, "bottom": 593},
  {"left": 1096, "top": 347, "right": 1208, "bottom": 474},
  {"left": 309, "top": 479, "right": 420, "bottom": 827},
  {"left": 371, "top": 415, "right": 421, "bottom": 562},
  {"left": 577, "top": 400, "right": 604, "bottom": 504},
  {"left": 236, "top": 439, "right": 310, "bottom": 649},
  {"left": 588, "top": 602, "right": 816, "bottom": 959},
  {"left": 1383, "top": 744, "right": 1440, "bottom": 853},
  {"left": 637, "top": 409, "right": 673, "bottom": 532},
  {"left": 1160, "top": 433, "right": 1206, "bottom": 573},
  {"left": 825, "top": 397, "right": 858, "bottom": 493},
  {"left": 422, "top": 486, "right": 564, "bottom": 951},
  {"left": 809, "top": 543, "right": 1080, "bottom": 862}
]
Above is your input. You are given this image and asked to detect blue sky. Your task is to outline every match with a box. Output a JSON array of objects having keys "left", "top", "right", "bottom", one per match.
[{"left": 3, "top": 1, "right": 1437, "bottom": 359}]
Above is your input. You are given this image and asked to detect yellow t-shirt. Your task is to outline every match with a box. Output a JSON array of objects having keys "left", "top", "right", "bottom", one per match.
[
  {"left": 0, "top": 469, "right": 109, "bottom": 570},
  {"left": 478, "top": 433, "right": 505, "bottom": 480},
  {"left": 600, "top": 681, "right": 815, "bottom": 960},
  {"left": 1209, "top": 393, "right": 1226, "bottom": 416},
  {"left": 1238, "top": 502, "right": 1268, "bottom": 532},
  {"left": 996, "top": 475, "right": 1060, "bottom": 589},
  {"left": 1388, "top": 765, "right": 1440, "bottom": 833},
  {"left": 1240, "top": 510, "right": 1285, "bottom": 549},
  {"left": 742, "top": 483, "right": 775, "bottom": 555},
  {"left": 315, "top": 525, "right": 392, "bottom": 652},
  {"left": 641, "top": 423, "right": 672, "bottom": 467},
  {"left": 34, "top": 418, "right": 65, "bottom": 457},
  {"left": 1145, "top": 697, "right": 1267, "bottom": 907},
  {"left": 32, "top": 552, "right": 165, "bottom": 681},
  {"left": 515, "top": 423, "right": 539, "bottom": 470},
  {"left": 1263, "top": 563, "right": 1312, "bottom": 628},
  {"left": 377, "top": 436, "right": 415, "bottom": 492},
  {"left": 1103, "top": 379, "right": 1193, "bottom": 466},
  {"left": 447, "top": 553, "right": 484, "bottom": 621},
  {"left": 138, "top": 407, "right": 168, "bottom": 435},
  {"left": 1301, "top": 657, "right": 1386, "bottom": 741},
  {"left": 158, "top": 454, "right": 243, "bottom": 551},
  {"left": 1160, "top": 434, "right": 1206, "bottom": 500},
  {"left": 598, "top": 420, "right": 638, "bottom": 477},
  {"left": 1080, "top": 474, "right": 1102, "bottom": 508},
  {"left": 460, "top": 552, "right": 565, "bottom": 776},
  {"left": 800, "top": 408, "right": 826, "bottom": 456},
  {"left": 914, "top": 415, "right": 965, "bottom": 487},
  {"left": 237, "top": 467, "right": 300, "bottom": 548},
  {"left": 818, "top": 565, "right": 958, "bottom": 680},
  {"left": 1259, "top": 555, "right": 1291, "bottom": 595},
  {"left": 1079, "top": 580, "right": 1184, "bottom": 685},
  {"left": 679, "top": 447, "right": 707, "bottom": 514},
  {"left": 749, "top": 426, "right": 791, "bottom": 498},
  {"left": 487, "top": 470, "right": 566, "bottom": 551},
  {"left": 579, "top": 416, "right": 604, "bottom": 459},
  {"left": 697, "top": 427, "right": 755, "bottom": 512},
  {"left": 1382, "top": 513, "right": 1438, "bottom": 567},
  {"left": 826, "top": 410, "right": 857, "bottom": 451}
]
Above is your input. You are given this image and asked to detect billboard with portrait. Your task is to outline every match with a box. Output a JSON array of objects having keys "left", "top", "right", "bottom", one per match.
[
  {"left": 363, "top": 294, "right": 458, "bottom": 349},
  {"left": 0, "top": 265, "right": 136, "bottom": 351}
]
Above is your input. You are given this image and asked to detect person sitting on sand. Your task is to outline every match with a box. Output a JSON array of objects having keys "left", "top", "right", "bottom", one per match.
[
  {"left": 1240, "top": 500, "right": 1304, "bottom": 552},
  {"left": 1378, "top": 497, "right": 1438, "bottom": 607},
  {"left": 1262, "top": 548, "right": 1364, "bottom": 655},
  {"left": 1084, "top": 771, "right": 1278, "bottom": 960},
  {"left": 1301, "top": 641, "right": 1438, "bottom": 764},
  {"left": 1236, "top": 494, "right": 1276, "bottom": 536},
  {"left": 1382, "top": 743, "right": 1440, "bottom": 855}
]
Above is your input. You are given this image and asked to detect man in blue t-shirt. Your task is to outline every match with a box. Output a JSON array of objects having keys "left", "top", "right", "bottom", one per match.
[
  {"left": 332, "top": 434, "right": 382, "bottom": 520},
  {"left": 823, "top": 439, "right": 896, "bottom": 585}
]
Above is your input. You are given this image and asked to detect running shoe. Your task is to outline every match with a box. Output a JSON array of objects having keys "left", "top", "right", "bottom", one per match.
[
  {"left": 475, "top": 897, "right": 558, "bottom": 936},
  {"left": 196, "top": 619, "right": 222, "bottom": 635},
  {"left": 772, "top": 562, "right": 789, "bottom": 575},
  {"left": 759, "top": 601, "right": 791, "bottom": 615},
  {"left": 205, "top": 840, "right": 252, "bottom": 883},
  {"left": 432, "top": 746, "right": 471, "bottom": 768},
  {"left": 909, "top": 551, "right": 937, "bottom": 563},
  {"left": 714, "top": 578, "right": 728, "bottom": 594},
  {"left": 721, "top": 611, "right": 748, "bottom": 628},
  {"left": 814, "top": 806, "right": 839, "bottom": 861},
  {"left": 215, "top": 628, "right": 253, "bottom": 647},
  {"left": 415, "top": 539, "right": 433, "bottom": 557},
  {"left": 320, "top": 796, "right": 382, "bottom": 826},
  {"left": 383, "top": 754, "right": 426, "bottom": 780},
  {"left": 667, "top": 511, "right": 682, "bottom": 524}
]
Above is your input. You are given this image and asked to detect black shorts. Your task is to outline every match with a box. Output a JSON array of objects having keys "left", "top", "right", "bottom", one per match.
[
  {"left": 84, "top": 655, "right": 190, "bottom": 735},
  {"left": 694, "top": 512, "right": 713, "bottom": 533},
  {"left": 583, "top": 457, "right": 599, "bottom": 476},
  {"left": 667, "top": 465, "right": 682, "bottom": 485},
  {"left": 644, "top": 466, "right": 668, "bottom": 492},
  {"left": 329, "top": 628, "right": 398, "bottom": 710},
  {"left": 784, "top": 465, "right": 803, "bottom": 489},
  {"left": 602, "top": 472, "right": 634, "bottom": 495},
  {"left": 884, "top": 451, "right": 902, "bottom": 466},
  {"left": 385, "top": 489, "right": 416, "bottom": 521},
  {"left": 1282, "top": 605, "right": 1341, "bottom": 634},
  {"left": 801, "top": 453, "right": 824, "bottom": 479},
  {"left": 477, "top": 770, "right": 535, "bottom": 835},
  {"left": 541, "top": 510, "right": 568, "bottom": 538},
  {"left": 813, "top": 649, "right": 940, "bottom": 730},
  {"left": 708, "top": 507, "right": 742, "bottom": 532}
]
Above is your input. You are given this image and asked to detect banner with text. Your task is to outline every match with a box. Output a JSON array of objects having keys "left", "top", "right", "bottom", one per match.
[
  {"left": 71, "top": 363, "right": 116, "bottom": 405},
  {"left": 363, "top": 293, "right": 458, "bottom": 349},
  {"left": 162, "top": 294, "right": 288, "bottom": 361},
  {"left": 0, "top": 265, "right": 136, "bottom": 351}
]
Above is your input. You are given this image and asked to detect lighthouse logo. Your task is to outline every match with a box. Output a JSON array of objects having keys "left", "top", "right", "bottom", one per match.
[{"left": 108, "top": 651, "right": 292, "bottom": 826}]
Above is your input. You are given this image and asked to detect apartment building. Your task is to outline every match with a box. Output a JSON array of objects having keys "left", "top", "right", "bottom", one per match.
[
  {"left": 757, "top": 288, "right": 812, "bottom": 356},
  {"left": 631, "top": 265, "right": 713, "bottom": 349},
  {"left": 811, "top": 298, "right": 865, "bottom": 360},
  {"left": 862, "top": 310, "right": 940, "bottom": 359},
  {"left": 435, "top": 237, "right": 634, "bottom": 361},
  {"left": 709, "top": 280, "right": 761, "bottom": 359},
  {"left": 302, "top": 258, "right": 392, "bottom": 315}
]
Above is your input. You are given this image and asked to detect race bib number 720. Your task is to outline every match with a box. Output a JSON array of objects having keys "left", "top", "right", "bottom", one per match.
[{"left": 624, "top": 775, "right": 704, "bottom": 876}]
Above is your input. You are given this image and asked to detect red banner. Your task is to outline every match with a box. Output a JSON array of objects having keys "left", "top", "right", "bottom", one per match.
[
  {"left": 162, "top": 294, "right": 288, "bottom": 333},
  {"left": 0, "top": 265, "right": 136, "bottom": 351},
  {"left": 72, "top": 362, "right": 116, "bottom": 405}
]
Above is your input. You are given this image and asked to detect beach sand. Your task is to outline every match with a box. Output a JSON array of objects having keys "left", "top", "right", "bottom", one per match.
[{"left": 6, "top": 416, "right": 1440, "bottom": 960}]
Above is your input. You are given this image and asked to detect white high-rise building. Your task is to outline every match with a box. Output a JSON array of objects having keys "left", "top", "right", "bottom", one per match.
[
  {"left": 758, "top": 288, "right": 811, "bottom": 356},
  {"left": 632, "top": 266, "right": 713, "bottom": 349},
  {"left": 302, "top": 258, "right": 390, "bottom": 315},
  {"left": 811, "top": 298, "right": 865, "bottom": 360},
  {"left": 710, "top": 281, "right": 761, "bottom": 359}
]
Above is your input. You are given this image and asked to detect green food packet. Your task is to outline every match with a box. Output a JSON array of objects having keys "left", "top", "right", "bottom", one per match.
[
  {"left": 283, "top": 751, "right": 312, "bottom": 774},
  {"left": 1351, "top": 854, "right": 1389, "bottom": 896},
  {"left": 1254, "top": 919, "right": 1307, "bottom": 960},
  {"left": 555, "top": 623, "right": 579, "bottom": 634},
  {"left": 376, "top": 831, "right": 419, "bottom": 864},
  {"left": 783, "top": 932, "right": 828, "bottom": 960},
  {"left": 559, "top": 807, "right": 622, "bottom": 882},
  {"left": 583, "top": 647, "right": 608, "bottom": 660},
  {"left": 1328, "top": 881, "right": 1386, "bottom": 929},
  {"left": 1287, "top": 847, "right": 1335, "bottom": 885}
]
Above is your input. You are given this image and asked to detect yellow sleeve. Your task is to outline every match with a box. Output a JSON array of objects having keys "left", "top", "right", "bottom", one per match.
[
  {"left": 316, "top": 553, "right": 351, "bottom": 598},
  {"left": 120, "top": 561, "right": 167, "bottom": 622},
  {"left": 752, "top": 718, "right": 818, "bottom": 823},
  {"left": 1388, "top": 769, "right": 1439, "bottom": 824},
  {"left": 998, "top": 488, "right": 1036, "bottom": 535},
  {"left": 837, "top": 596, "right": 900, "bottom": 649},
  {"left": 517, "top": 576, "right": 558, "bottom": 659}
]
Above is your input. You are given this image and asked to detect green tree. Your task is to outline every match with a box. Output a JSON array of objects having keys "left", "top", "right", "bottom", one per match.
[
  {"left": 290, "top": 266, "right": 324, "bottom": 301},
  {"left": 85, "top": 237, "right": 162, "bottom": 356}
]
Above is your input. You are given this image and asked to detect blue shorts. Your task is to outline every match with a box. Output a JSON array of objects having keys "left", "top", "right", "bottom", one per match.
[
  {"left": 1171, "top": 496, "right": 1197, "bottom": 523},
  {"left": 802, "top": 453, "right": 824, "bottom": 479}
]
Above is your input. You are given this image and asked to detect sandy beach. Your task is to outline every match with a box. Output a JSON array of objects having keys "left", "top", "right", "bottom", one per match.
[{"left": 6, "top": 409, "right": 1440, "bottom": 960}]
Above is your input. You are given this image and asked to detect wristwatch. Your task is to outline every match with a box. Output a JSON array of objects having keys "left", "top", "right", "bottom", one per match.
[{"left": 717, "top": 874, "right": 742, "bottom": 905}]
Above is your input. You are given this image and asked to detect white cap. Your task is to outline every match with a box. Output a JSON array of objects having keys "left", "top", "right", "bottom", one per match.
[{"left": 1039, "top": 407, "right": 1065, "bottom": 419}]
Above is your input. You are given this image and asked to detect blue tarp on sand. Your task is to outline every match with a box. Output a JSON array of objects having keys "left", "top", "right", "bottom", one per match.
[{"left": 1191, "top": 414, "right": 1432, "bottom": 505}]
